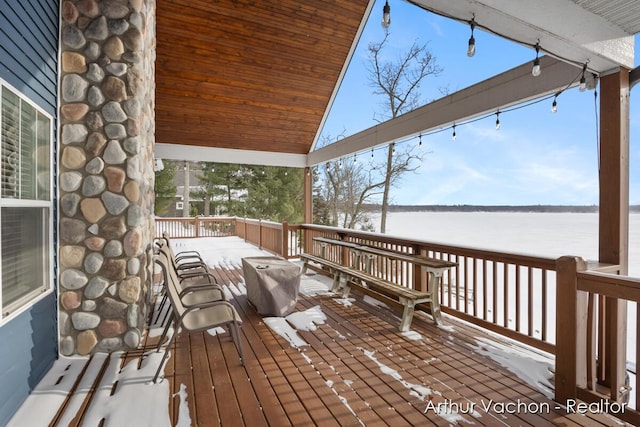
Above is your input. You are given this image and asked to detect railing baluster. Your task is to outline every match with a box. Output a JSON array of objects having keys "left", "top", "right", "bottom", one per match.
[
  {"left": 515, "top": 264, "right": 521, "bottom": 333},
  {"left": 482, "top": 259, "right": 487, "bottom": 321},
  {"left": 528, "top": 267, "right": 533, "bottom": 337},
  {"left": 493, "top": 261, "right": 498, "bottom": 325},
  {"left": 541, "top": 269, "right": 547, "bottom": 341}
]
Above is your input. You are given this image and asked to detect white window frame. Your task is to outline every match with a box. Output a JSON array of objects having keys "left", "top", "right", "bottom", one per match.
[
  {"left": 0, "top": 78, "right": 54, "bottom": 324},
  {"left": 176, "top": 201, "right": 184, "bottom": 210}
]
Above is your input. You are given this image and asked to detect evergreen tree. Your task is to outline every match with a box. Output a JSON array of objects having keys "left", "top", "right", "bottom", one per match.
[
  {"left": 193, "top": 162, "right": 303, "bottom": 223},
  {"left": 245, "top": 166, "right": 304, "bottom": 223},
  {"left": 154, "top": 160, "right": 176, "bottom": 215},
  {"left": 192, "top": 163, "right": 250, "bottom": 216}
]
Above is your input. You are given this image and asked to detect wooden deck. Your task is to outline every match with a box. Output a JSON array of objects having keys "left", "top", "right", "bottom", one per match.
[{"left": 42, "top": 261, "right": 631, "bottom": 426}]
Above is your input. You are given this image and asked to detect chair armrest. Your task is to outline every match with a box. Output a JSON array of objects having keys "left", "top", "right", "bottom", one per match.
[
  {"left": 179, "top": 271, "right": 218, "bottom": 284},
  {"left": 178, "top": 282, "right": 224, "bottom": 298}
]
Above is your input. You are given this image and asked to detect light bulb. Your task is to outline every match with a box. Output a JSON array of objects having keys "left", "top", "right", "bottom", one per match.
[
  {"left": 532, "top": 43, "right": 541, "bottom": 77},
  {"left": 381, "top": 1, "right": 390, "bottom": 29},
  {"left": 579, "top": 63, "right": 588, "bottom": 92},
  {"left": 452, "top": 125, "right": 457, "bottom": 141},
  {"left": 467, "top": 19, "right": 476, "bottom": 57},
  {"left": 532, "top": 58, "right": 541, "bottom": 77},
  {"left": 495, "top": 114, "right": 500, "bottom": 130},
  {"left": 551, "top": 98, "right": 558, "bottom": 113},
  {"left": 467, "top": 36, "right": 475, "bottom": 57}
]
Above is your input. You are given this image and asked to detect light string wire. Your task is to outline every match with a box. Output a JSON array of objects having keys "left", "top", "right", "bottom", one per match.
[
  {"left": 320, "top": 66, "right": 585, "bottom": 169},
  {"left": 405, "top": 0, "right": 596, "bottom": 73}
]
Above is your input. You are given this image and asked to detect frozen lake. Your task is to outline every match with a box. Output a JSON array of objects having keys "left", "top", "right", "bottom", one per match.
[{"left": 370, "top": 211, "right": 640, "bottom": 276}]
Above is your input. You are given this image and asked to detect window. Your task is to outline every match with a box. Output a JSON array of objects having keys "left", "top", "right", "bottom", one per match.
[
  {"left": 0, "top": 83, "right": 52, "bottom": 320},
  {"left": 176, "top": 201, "right": 184, "bottom": 210}
]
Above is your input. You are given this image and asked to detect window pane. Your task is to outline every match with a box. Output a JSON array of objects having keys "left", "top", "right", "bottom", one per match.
[
  {"left": 36, "top": 112, "right": 50, "bottom": 200},
  {"left": 1, "top": 207, "right": 49, "bottom": 309},
  {"left": 20, "top": 101, "right": 36, "bottom": 199},
  {"left": 1, "top": 88, "right": 19, "bottom": 198}
]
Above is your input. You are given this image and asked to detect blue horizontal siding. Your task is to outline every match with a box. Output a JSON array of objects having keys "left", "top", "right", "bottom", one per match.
[
  {"left": 0, "top": 0, "right": 58, "bottom": 115},
  {"left": 0, "top": 0, "right": 58, "bottom": 424},
  {"left": 0, "top": 294, "right": 57, "bottom": 426}
]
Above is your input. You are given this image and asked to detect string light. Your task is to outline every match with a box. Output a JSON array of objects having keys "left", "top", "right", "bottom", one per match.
[
  {"left": 391, "top": 144, "right": 396, "bottom": 155},
  {"left": 381, "top": 0, "right": 391, "bottom": 29},
  {"left": 353, "top": 153, "right": 357, "bottom": 164},
  {"left": 579, "top": 63, "right": 588, "bottom": 92},
  {"left": 532, "top": 42, "right": 541, "bottom": 77},
  {"left": 467, "top": 17, "right": 476, "bottom": 57},
  {"left": 316, "top": 67, "right": 584, "bottom": 168}
]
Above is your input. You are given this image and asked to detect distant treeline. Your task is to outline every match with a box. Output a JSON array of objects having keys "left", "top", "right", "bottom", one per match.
[{"left": 362, "top": 204, "right": 640, "bottom": 213}]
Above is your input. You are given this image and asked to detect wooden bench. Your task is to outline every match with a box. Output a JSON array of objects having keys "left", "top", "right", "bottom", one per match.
[{"left": 300, "top": 252, "right": 435, "bottom": 332}]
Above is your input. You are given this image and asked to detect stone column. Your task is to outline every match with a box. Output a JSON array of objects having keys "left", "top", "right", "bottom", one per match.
[{"left": 58, "top": 0, "right": 156, "bottom": 355}]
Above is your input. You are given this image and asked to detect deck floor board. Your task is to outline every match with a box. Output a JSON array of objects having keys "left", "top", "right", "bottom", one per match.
[{"left": 44, "top": 260, "right": 632, "bottom": 427}]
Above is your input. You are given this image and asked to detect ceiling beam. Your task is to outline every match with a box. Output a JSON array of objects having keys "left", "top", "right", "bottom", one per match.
[
  {"left": 155, "top": 143, "right": 308, "bottom": 168},
  {"left": 308, "top": 56, "right": 593, "bottom": 166}
]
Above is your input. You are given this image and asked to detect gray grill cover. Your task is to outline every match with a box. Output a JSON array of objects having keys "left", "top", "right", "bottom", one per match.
[{"left": 242, "top": 256, "right": 302, "bottom": 316}]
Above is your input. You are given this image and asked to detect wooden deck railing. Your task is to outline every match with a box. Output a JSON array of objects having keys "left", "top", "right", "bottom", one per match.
[
  {"left": 556, "top": 256, "right": 638, "bottom": 424},
  {"left": 300, "top": 224, "right": 558, "bottom": 354},
  {"left": 155, "top": 216, "right": 236, "bottom": 238},
  {"left": 155, "top": 216, "right": 638, "bottom": 419},
  {"left": 156, "top": 217, "right": 304, "bottom": 259}
]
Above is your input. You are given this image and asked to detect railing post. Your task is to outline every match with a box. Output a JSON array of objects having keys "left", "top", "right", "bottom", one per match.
[
  {"left": 282, "top": 221, "right": 289, "bottom": 258},
  {"left": 243, "top": 217, "right": 247, "bottom": 242},
  {"left": 259, "top": 219, "right": 263, "bottom": 249},
  {"left": 303, "top": 225, "right": 311, "bottom": 255},
  {"left": 195, "top": 216, "right": 200, "bottom": 237},
  {"left": 338, "top": 233, "right": 348, "bottom": 266},
  {"left": 555, "top": 255, "right": 588, "bottom": 403}
]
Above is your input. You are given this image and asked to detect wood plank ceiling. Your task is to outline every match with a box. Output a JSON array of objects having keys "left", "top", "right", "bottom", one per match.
[{"left": 156, "top": 0, "right": 371, "bottom": 155}]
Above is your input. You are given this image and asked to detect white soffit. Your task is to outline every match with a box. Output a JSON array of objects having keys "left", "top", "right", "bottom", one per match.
[
  {"left": 409, "top": 0, "right": 635, "bottom": 74},
  {"left": 155, "top": 143, "right": 308, "bottom": 168},
  {"left": 308, "top": 56, "right": 589, "bottom": 166}
]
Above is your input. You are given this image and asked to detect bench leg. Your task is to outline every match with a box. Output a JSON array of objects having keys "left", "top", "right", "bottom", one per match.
[
  {"left": 330, "top": 270, "right": 341, "bottom": 292},
  {"left": 399, "top": 297, "right": 416, "bottom": 332},
  {"left": 301, "top": 261, "right": 309, "bottom": 276},
  {"left": 339, "top": 273, "right": 351, "bottom": 298},
  {"left": 428, "top": 272, "right": 443, "bottom": 325}
]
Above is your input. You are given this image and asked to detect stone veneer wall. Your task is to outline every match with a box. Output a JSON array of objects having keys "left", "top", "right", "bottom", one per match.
[{"left": 58, "top": 0, "right": 156, "bottom": 355}]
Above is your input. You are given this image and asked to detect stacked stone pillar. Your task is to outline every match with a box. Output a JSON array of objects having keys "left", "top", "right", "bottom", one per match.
[{"left": 58, "top": 0, "right": 156, "bottom": 355}]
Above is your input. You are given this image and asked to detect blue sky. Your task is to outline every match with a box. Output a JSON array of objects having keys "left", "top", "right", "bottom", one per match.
[{"left": 319, "top": 0, "right": 640, "bottom": 206}]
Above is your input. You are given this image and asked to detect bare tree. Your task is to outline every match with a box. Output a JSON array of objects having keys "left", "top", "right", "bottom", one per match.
[
  {"left": 314, "top": 133, "right": 386, "bottom": 230},
  {"left": 322, "top": 159, "right": 384, "bottom": 230},
  {"left": 367, "top": 32, "right": 442, "bottom": 233}
]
